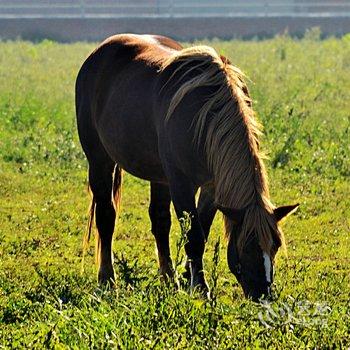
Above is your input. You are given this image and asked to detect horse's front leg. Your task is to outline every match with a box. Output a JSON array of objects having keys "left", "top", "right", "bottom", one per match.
[
  {"left": 184, "top": 184, "right": 217, "bottom": 284},
  {"left": 166, "top": 169, "right": 208, "bottom": 294}
]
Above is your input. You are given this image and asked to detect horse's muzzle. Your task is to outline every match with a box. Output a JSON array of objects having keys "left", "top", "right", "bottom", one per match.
[{"left": 242, "top": 283, "right": 273, "bottom": 302}]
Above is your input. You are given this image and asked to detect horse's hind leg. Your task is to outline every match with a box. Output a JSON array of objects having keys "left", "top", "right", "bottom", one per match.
[
  {"left": 149, "top": 182, "right": 173, "bottom": 279},
  {"left": 89, "top": 159, "right": 121, "bottom": 286}
]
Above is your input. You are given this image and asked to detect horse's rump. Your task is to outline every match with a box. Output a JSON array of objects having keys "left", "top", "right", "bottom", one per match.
[{"left": 75, "top": 34, "right": 183, "bottom": 181}]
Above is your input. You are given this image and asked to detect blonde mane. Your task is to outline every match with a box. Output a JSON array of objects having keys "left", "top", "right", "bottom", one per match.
[{"left": 161, "top": 46, "right": 284, "bottom": 255}]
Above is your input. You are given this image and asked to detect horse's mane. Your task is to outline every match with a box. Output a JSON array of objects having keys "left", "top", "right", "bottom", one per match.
[{"left": 161, "top": 45, "right": 284, "bottom": 255}]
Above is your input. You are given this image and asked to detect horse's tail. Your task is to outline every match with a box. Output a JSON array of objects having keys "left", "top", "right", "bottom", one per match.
[{"left": 112, "top": 164, "right": 123, "bottom": 215}]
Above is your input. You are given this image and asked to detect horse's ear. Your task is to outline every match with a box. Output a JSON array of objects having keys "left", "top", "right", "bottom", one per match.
[
  {"left": 274, "top": 204, "right": 299, "bottom": 222},
  {"left": 215, "top": 204, "right": 245, "bottom": 225}
]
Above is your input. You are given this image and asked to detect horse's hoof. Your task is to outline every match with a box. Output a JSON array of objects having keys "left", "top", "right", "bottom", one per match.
[
  {"left": 178, "top": 270, "right": 190, "bottom": 288},
  {"left": 98, "top": 271, "right": 116, "bottom": 289},
  {"left": 159, "top": 266, "right": 174, "bottom": 281},
  {"left": 191, "top": 282, "right": 210, "bottom": 299}
]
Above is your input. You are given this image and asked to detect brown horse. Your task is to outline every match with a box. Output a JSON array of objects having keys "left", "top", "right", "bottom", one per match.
[{"left": 76, "top": 34, "right": 298, "bottom": 301}]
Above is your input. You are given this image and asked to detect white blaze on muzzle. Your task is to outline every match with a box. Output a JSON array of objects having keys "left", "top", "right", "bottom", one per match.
[{"left": 263, "top": 251, "right": 272, "bottom": 283}]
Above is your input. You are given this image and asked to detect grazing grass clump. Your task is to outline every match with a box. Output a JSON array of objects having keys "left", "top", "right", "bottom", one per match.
[{"left": 0, "top": 36, "right": 349, "bottom": 348}]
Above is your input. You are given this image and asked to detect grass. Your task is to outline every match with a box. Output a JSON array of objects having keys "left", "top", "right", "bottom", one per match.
[{"left": 0, "top": 33, "right": 349, "bottom": 348}]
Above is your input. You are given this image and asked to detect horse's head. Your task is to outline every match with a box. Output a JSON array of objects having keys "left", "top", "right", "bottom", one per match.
[{"left": 217, "top": 204, "right": 299, "bottom": 302}]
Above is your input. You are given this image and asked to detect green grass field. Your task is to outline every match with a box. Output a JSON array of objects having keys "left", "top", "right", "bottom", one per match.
[{"left": 0, "top": 33, "right": 349, "bottom": 349}]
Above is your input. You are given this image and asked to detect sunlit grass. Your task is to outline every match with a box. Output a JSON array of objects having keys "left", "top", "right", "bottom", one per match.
[{"left": 0, "top": 34, "right": 349, "bottom": 348}]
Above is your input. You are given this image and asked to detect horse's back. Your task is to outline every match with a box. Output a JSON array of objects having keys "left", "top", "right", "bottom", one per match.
[
  {"left": 76, "top": 34, "right": 179, "bottom": 105},
  {"left": 76, "top": 33, "right": 183, "bottom": 123},
  {"left": 76, "top": 34, "right": 182, "bottom": 181}
]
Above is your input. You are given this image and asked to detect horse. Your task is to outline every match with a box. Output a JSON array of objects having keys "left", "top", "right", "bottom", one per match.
[{"left": 75, "top": 34, "right": 298, "bottom": 301}]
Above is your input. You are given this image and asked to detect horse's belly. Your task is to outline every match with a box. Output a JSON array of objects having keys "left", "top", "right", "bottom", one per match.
[
  {"left": 97, "top": 112, "right": 166, "bottom": 182},
  {"left": 113, "top": 142, "right": 166, "bottom": 182},
  {"left": 119, "top": 158, "right": 166, "bottom": 182}
]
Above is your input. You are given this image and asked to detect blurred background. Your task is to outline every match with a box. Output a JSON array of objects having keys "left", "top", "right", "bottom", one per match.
[{"left": 0, "top": 0, "right": 349, "bottom": 41}]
